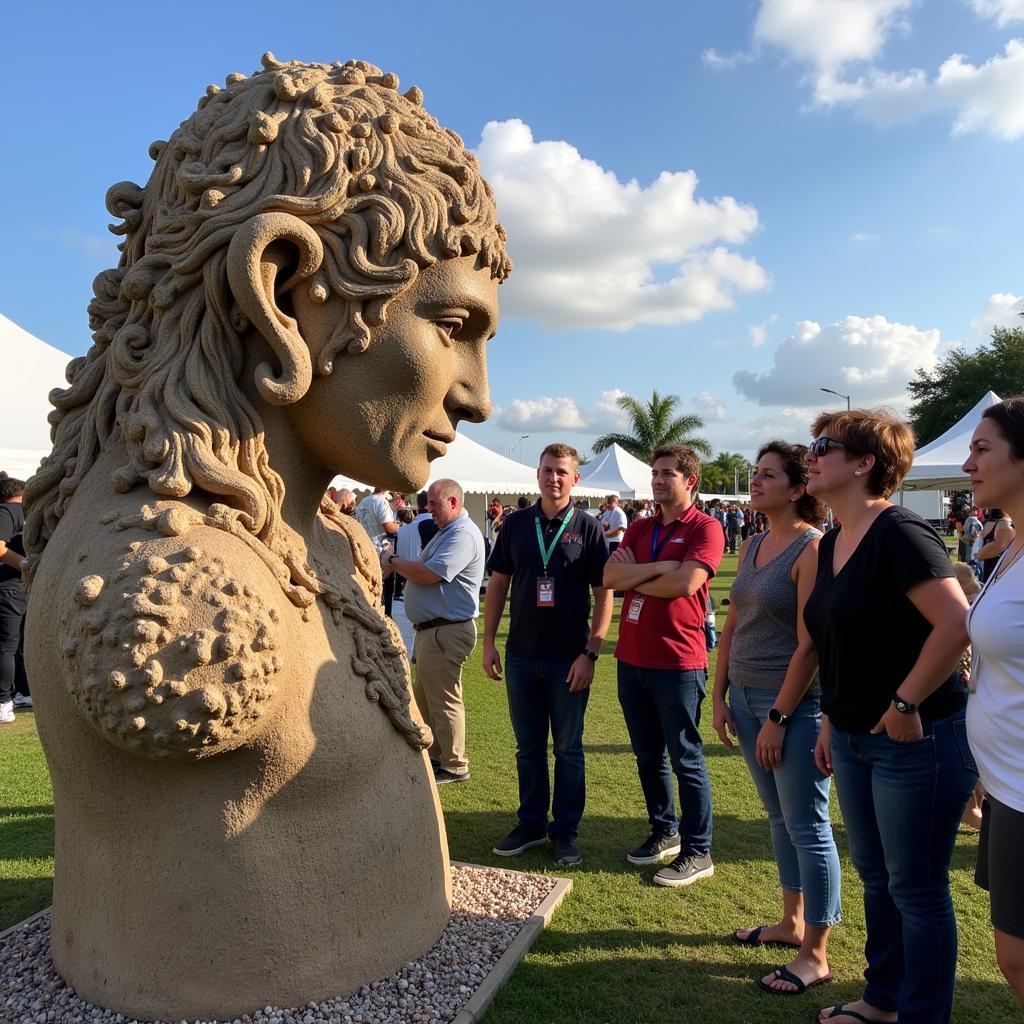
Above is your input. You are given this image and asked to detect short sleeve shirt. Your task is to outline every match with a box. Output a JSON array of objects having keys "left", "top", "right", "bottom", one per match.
[
  {"left": 354, "top": 494, "right": 395, "bottom": 553},
  {"left": 403, "top": 512, "right": 485, "bottom": 624},
  {"left": 614, "top": 504, "right": 725, "bottom": 671},
  {"left": 803, "top": 506, "right": 965, "bottom": 734},
  {"left": 601, "top": 506, "right": 629, "bottom": 542},
  {"left": 0, "top": 503, "right": 25, "bottom": 587},
  {"left": 487, "top": 501, "right": 609, "bottom": 659}
]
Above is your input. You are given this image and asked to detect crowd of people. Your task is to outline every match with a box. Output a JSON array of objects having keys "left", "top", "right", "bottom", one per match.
[
  {"left": 338, "top": 404, "right": 1023, "bottom": 1024},
  {"left": 4, "top": 401, "right": 1024, "bottom": 1023}
]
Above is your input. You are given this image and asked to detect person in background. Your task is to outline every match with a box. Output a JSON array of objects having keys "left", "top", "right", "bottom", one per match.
[
  {"left": 713, "top": 442, "right": 839, "bottom": 998},
  {"left": 604, "top": 445, "right": 725, "bottom": 888},
  {"left": 962, "top": 397, "right": 1024, "bottom": 1005},
  {"left": 963, "top": 507, "right": 983, "bottom": 573},
  {"left": 334, "top": 488, "right": 356, "bottom": 515},
  {"left": 726, "top": 504, "right": 743, "bottom": 555},
  {"left": 483, "top": 443, "right": 612, "bottom": 866},
  {"left": 0, "top": 473, "right": 28, "bottom": 723},
  {"left": 600, "top": 493, "right": 628, "bottom": 552},
  {"left": 977, "top": 507, "right": 1014, "bottom": 583},
  {"left": 517, "top": 495, "right": 530, "bottom": 511},
  {"left": 356, "top": 486, "right": 399, "bottom": 616},
  {"left": 485, "top": 497, "right": 504, "bottom": 559},
  {"left": 803, "top": 408, "right": 975, "bottom": 1024},
  {"left": 383, "top": 478, "right": 484, "bottom": 785}
]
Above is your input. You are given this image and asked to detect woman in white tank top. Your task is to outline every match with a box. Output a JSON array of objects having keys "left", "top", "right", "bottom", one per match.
[{"left": 962, "top": 397, "right": 1024, "bottom": 1006}]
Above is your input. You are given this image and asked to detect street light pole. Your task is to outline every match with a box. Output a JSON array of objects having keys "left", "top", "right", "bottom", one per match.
[
  {"left": 820, "top": 386, "right": 851, "bottom": 410},
  {"left": 517, "top": 434, "right": 529, "bottom": 461}
]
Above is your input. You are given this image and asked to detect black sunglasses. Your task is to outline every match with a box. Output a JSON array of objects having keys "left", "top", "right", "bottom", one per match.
[{"left": 809, "top": 436, "right": 852, "bottom": 457}]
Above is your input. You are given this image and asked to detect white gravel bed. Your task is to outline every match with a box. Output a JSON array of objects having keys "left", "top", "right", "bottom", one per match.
[{"left": 0, "top": 866, "right": 557, "bottom": 1024}]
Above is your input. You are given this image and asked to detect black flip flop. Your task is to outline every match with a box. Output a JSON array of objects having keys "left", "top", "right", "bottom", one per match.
[
  {"left": 758, "top": 964, "right": 833, "bottom": 996},
  {"left": 733, "top": 924, "right": 802, "bottom": 949},
  {"left": 818, "top": 1004, "right": 897, "bottom": 1022}
]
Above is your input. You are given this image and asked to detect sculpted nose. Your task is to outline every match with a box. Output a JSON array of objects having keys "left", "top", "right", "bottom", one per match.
[{"left": 446, "top": 345, "right": 491, "bottom": 424}]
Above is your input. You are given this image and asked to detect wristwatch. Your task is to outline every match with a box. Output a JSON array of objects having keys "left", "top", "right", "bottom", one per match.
[
  {"left": 892, "top": 693, "right": 918, "bottom": 714},
  {"left": 768, "top": 707, "right": 790, "bottom": 727},
  {"left": 583, "top": 650, "right": 599, "bottom": 663}
]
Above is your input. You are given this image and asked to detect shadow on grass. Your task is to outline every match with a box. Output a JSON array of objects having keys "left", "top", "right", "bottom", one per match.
[
  {"left": 483, "top": 952, "right": 1021, "bottom": 1024},
  {"left": 443, "top": 810, "right": 774, "bottom": 876},
  {"left": 0, "top": 810, "right": 54, "bottom": 862},
  {"left": 586, "top": 742, "right": 740, "bottom": 760},
  {"left": 0, "top": 877, "right": 53, "bottom": 933}
]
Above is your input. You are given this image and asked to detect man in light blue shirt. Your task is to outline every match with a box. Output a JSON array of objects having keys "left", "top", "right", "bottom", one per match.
[{"left": 382, "top": 478, "right": 484, "bottom": 784}]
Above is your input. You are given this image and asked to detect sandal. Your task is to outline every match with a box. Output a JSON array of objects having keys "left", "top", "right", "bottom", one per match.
[
  {"left": 733, "top": 924, "right": 801, "bottom": 949},
  {"left": 758, "top": 964, "right": 833, "bottom": 996},
  {"left": 818, "top": 1005, "right": 897, "bottom": 1023}
]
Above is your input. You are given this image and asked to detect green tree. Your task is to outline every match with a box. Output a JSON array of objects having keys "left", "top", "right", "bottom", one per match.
[
  {"left": 698, "top": 464, "right": 731, "bottom": 493},
  {"left": 908, "top": 324, "right": 1024, "bottom": 444},
  {"left": 708, "top": 451, "right": 753, "bottom": 492},
  {"left": 592, "top": 390, "right": 711, "bottom": 462}
]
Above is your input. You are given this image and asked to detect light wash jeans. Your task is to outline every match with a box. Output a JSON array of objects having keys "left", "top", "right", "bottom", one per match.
[{"left": 729, "top": 685, "right": 842, "bottom": 927}]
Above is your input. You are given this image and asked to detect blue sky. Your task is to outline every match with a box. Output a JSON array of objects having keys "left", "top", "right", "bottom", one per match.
[{"left": 3, "top": 0, "right": 1023, "bottom": 463}]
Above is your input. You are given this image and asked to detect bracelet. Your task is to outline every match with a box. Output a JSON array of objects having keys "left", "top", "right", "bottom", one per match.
[{"left": 583, "top": 650, "right": 599, "bottom": 662}]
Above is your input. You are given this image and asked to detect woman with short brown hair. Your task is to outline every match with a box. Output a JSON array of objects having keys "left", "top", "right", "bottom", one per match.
[{"left": 802, "top": 409, "right": 976, "bottom": 1024}]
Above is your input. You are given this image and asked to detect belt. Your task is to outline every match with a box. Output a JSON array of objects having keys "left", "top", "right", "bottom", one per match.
[{"left": 413, "top": 617, "right": 471, "bottom": 632}]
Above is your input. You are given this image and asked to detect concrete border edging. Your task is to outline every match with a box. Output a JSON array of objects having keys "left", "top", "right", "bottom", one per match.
[{"left": 450, "top": 863, "right": 572, "bottom": 1024}]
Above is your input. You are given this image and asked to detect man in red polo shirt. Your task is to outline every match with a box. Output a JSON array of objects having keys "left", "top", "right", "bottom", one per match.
[{"left": 604, "top": 444, "right": 724, "bottom": 887}]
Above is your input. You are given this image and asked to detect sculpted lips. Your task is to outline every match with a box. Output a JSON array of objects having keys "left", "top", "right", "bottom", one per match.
[{"left": 423, "top": 430, "right": 455, "bottom": 454}]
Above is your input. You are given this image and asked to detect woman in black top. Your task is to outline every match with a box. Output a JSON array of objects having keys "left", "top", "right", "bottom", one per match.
[
  {"left": 976, "top": 507, "right": 1014, "bottom": 582},
  {"left": 802, "top": 410, "right": 976, "bottom": 1024},
  {"left": 0, "top": 472, "right": 28, "bottom": 723}
]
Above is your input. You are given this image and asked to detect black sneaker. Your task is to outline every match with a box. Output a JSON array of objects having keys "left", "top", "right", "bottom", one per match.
[
  {"left": 492, "top": 824, "right": 549, "bottom": 857},
  {"left": 553, "top": 837, "right": 583, "bottom": 867},
  {"left": 626, "top": 831, "right": 682, "bottom": 865},
  {"left": 653, "top": 852, "right": 714, "bottom": 888},
  {"left": 433, "top": 768, "right": 471, "bottom": 785}
]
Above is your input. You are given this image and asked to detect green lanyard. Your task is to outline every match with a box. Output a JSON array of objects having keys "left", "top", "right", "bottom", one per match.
[{"left": 535, "top": 509, "right": 573, "bottom": 576}]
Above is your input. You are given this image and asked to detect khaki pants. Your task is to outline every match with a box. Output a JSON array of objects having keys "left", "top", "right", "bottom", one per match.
[{"left": 412, "top": 619, "right": 476, "bottom": 774}]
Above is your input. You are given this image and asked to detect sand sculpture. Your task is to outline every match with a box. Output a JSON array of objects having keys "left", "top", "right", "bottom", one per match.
[{"left": 22, "top": 53, "right": 510, "bottom": 1020}]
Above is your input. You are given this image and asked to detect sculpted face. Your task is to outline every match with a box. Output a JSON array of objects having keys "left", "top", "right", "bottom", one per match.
[{"left": 290, "top": 254, "right": 498, "bottom": 491}]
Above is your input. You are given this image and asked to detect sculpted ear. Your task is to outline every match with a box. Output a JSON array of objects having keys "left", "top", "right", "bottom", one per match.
[{"left": 227, "top": 213, "right": 324, "bottom": 405}]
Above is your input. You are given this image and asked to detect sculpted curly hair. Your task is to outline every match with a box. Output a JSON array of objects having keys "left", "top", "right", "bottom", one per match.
[{"left": 24, "top": 54, "right": 510, "bottom": 595}]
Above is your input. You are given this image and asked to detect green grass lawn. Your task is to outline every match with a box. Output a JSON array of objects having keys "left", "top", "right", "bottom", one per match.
[{"left": 1, "top": 552, "right": 1018, "bottom": 1022}]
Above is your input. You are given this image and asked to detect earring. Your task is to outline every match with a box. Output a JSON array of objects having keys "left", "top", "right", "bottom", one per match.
[{"left": 854, "top": 470, "right": 862, "bottom": 476}]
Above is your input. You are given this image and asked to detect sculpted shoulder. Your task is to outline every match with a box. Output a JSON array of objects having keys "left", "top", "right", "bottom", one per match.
[{"left": 53, "top": 504, "right": 296, "bottom": 761}]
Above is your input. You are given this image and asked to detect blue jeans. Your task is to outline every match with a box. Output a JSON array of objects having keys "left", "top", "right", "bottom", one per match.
[
  {"left": 831, "top": 711, "right": 978, "bottom": 1024},
  {"left": 504, "top": 652, "right": 589, "bottom": 839},
  {"left": 730, "top": 686, "right": 841, "bottom": 927},
  {"left": 617, "top": 663, "right": 712, "bottom": 855}
]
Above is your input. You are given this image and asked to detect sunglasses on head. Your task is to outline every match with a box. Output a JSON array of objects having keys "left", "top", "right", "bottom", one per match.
[{"left": 809, "top": 436, "right": 852, "bottom": 457}]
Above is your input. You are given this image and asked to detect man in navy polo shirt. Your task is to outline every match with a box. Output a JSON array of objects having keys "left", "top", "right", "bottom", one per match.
[
  {"left": 604, "top": 444, "right": 724, "bottom": 887},
  {"left": 483, "top": 443, "right": 612, "bottom": 866}
]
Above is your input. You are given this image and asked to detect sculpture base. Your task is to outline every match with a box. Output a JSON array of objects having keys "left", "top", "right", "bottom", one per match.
[{"left": 0, "top": 865, "right": 571, "bottom": 1024}]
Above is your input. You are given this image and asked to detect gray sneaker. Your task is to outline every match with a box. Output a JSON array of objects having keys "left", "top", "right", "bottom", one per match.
[
  {"left": 626, "top": 831, "right": 682, "bottom": 865},
  {"left": 653, "top": 852, "right": 714, "bottom": 888},
  {"left": 553, "top": 837, "right": 583, "bottom": 867}
]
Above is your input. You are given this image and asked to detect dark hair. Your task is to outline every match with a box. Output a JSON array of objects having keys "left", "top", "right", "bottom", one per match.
[
  {"left": 810, "top": 407, "right": 915, "bottom": 498},
  {"left": 987, "top": 508, "right": 1007, "bottom": 521},
  {"left": 0, "top": 472, "right": 25, "bottom": 502},
  {"left": 756, "top": 441, "right": 827, "bottom": 526},
  {"left": 517, "top": 495, "right": 530, "bottom": 509},
  {"left": 416, "top": 491, "right": 429, "bottom": 512},
  {"left": 982, "top": 396, "right": 1024, "bottom": 460},
  {"left": 651, "top": 444, "right": 701, "bottom": 480}
]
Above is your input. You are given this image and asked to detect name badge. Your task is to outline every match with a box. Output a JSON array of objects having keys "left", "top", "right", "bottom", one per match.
[
  {"left": 626, "top": 595, "right": 645, "bottom": 622},
  {"left": 537, "top": 577, "right": 555, "bottom": 607}
]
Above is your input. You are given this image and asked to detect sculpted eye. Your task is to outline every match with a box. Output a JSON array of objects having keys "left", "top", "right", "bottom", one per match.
[{"left": 436, "top": 319, "right": 463, "bottom": 340}]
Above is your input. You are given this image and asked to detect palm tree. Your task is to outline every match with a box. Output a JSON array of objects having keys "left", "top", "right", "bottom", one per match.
[{"left": 592, "top": 390, "right": 712, "bottom": 462}]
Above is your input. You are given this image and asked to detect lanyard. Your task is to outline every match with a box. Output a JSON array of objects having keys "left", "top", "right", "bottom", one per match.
[
  {"left": 535, "top": 509, "right": 573, "bottom": 576},
  {"left": 650, "top": 520, "right": 682, "bottom": 561}
]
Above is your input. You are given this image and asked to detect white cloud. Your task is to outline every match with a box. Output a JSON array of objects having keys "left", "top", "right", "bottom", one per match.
[
  {"left": 970, "top": 0, "right": 1024, "bottom": 27},
  {"left": 753, "top": 0, "right": 913, "bottom": 99},
  {"left": 35, "top": 226, "right": 114, "bottom": 262},
  {"left": 497, "top": 396, "right": 587, "bottom": 432},
  {"left": 592, "top": 389, "right": 629, "bottom": 429},
  {"left": 705, "top": 406, "right": 825, "bottom": 457},
  {"left": 748, "top": 313, "right": 778, "bottom": 347},
  {"left": 476, "top": 120, "right": 769, "bottom": 331},
  {"left": 703, "top": 47, "right": 757, "bottom": 70},
  {"left": 971, "top": 292, "right": 1024, "bottom": 337},
  {"left": 691, "top": 391, "right": 730, "bottom": 423},
  {"left": 496, "top": 389, "right": 631, "bottom": 432},
  {"left": 733, "top": 314, "right": 942, "bottom": 407},
  {"left": 852, "top": 231, "right": 879, "bottom": 242}
]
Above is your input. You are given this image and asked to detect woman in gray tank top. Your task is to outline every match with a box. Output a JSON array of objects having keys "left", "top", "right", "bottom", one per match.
[{"left": 711, "top": 441, "right": 841, "bottom": 997}]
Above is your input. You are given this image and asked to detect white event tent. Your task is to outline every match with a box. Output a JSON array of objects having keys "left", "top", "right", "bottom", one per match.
[
  {"left": 901, "top": 390, "right": 1002, "bottom": 491},
  {"left": 578, "top": 443, "right": 654, "bottom": 500},
  {"left": 330, "top": 432, "right": 608, "bottom": 532},
  {"left": 0, "top": 312, "right": 72, "bottom": 479}
]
